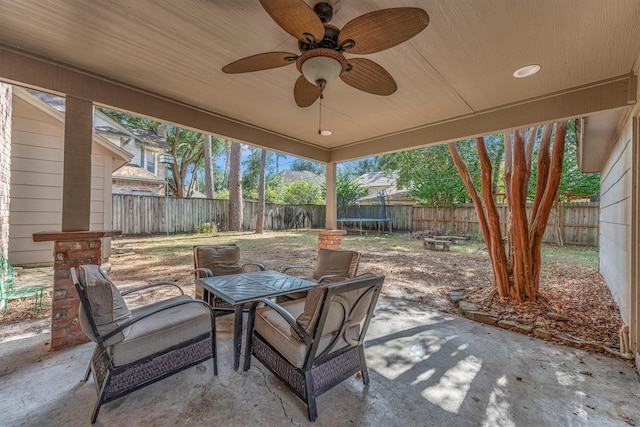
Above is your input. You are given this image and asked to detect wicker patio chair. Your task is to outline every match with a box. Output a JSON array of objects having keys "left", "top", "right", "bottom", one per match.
[
  {"left": 279, "top": 248, "right": 361, "bottom": 300},
  {"left": 193, "top": 244, "right": 265, "bottom": 314},
  {"left": 72, "top": 264, "right": 217, "bottom": 424},
  {"left": 245, "top": 273, "right": 384, "bottom": 421}
]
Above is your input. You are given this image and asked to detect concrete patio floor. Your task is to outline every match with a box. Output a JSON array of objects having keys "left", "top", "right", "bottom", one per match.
[{"left": 1, "top": 297, "right": 639, "bottom": 427}]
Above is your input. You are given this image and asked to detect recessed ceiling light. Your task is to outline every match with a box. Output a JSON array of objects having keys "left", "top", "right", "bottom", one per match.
[
  {"left": 319, "top": 130, "right": 332, "bottom": 136},
  {"left": 513, "top": 64, "right": 541, "bottom": 78}
]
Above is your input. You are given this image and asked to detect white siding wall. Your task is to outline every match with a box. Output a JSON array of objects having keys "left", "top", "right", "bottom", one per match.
[
  {"left": 129, "top": 145, "right": 142, "bottom": 166},
  {"left": 599, "top": 118, "right": 633, "bottom": 324},
  {"left": 9, "top": 96, "right": 113, "bottom": 265}
]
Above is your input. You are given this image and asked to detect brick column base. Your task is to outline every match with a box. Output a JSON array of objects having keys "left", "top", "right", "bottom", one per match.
[
  {"left": 310, "top": 229, "right": 347, "bottom": 249},
  {"left": 33, "top": 230, "right": 121, "bottom": 350}
]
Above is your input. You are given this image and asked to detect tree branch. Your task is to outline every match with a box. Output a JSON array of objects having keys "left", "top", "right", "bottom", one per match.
[{"left": 530, "top": 124, "right": 553, "bottom": 216}]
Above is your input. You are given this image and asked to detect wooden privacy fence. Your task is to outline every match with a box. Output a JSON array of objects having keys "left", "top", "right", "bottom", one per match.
[
  {"left": 112, "top": 195, "right": 325, "bottom": 235},
  {"left": 112, "top": 195, "right": 599, "bottom": 245},
  {"left": 412, "top": 203, "right": 600, "bottom": 245}
]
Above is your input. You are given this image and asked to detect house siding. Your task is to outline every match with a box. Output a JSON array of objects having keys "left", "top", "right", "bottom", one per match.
[
  {"left": 9, "top": 95, "right": 114, "bottom": 265},
  {"left": 599, "top": 117, "right": 633, "bottom": 327},
  {"left": 0, "top": 83, "right": 11, "bottom": 258}
]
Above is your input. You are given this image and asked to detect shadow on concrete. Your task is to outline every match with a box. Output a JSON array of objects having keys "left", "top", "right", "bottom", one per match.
[{"left": 1, "top": 296, "right": 639, "bottom": 426}]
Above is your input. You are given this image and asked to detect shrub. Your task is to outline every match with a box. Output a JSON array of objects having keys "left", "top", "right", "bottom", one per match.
[{"left": 195, "top": 222, "right": 218, "bottom": 234}]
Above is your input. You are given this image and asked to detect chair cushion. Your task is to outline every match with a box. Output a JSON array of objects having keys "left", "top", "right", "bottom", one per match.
[
  {"left": 109, "top": 295, "right": 212, "bottom": 367},
  {"left": 292, "top": 282, "right": 331, "bottom": 339},
  {"left": 255, "top": 299, "right": 307, "bottom": 368},
  {"left": 293, "top": 275, "right": 377, "bottom": 342},
  {"left": 194, "top": 245, "right": 243, "bottom": 277},
  {"left": 255, "top": 299, "right": 349, "bottom": 369},
  {"left": 77, "top": 265, "right": 132, "bottom": 346},
  {"left": 312, "top": 249, "right": 359, "bottom": 281}
]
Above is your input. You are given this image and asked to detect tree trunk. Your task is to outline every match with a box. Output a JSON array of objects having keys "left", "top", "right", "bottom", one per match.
[
  {"left": 449, "top": 121, "right": 568, "bottom": 302},
  {"left": 477, "top": 138, "right": 511, "bottom": 298},
  {"left": 204, "top": 134, "right": 215, "bottom": 199},
  {"left": 172, "top": 128, "right": 184, "bottom": 198},
  {"left": 508, "top": 129, "right": 535, "bottom": 301},
  {"left": 229, "top": 142, "right": 243, "bottom": 231},
  {"left": 256, "top": 149, "right": 267, "bottom": 234},
  {"left": 449, "top": 142, "right": 509, "bottom": 298}
]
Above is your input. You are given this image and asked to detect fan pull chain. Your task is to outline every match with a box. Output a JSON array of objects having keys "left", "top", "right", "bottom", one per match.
[
  {"left": 318, "top": 94, "right": 323, "bottom": 135},
  {"left": 318, "top": 94, "right": 331, "bottom": 136}
]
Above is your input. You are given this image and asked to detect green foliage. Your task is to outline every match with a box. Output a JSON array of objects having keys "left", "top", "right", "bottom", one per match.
[
  {"left": 243, "top": 174, "right": 284, "bottom": 203},
  {"left": 526, "top": 121, "right": 599, "bottom": 201},
  {"left": 379, "top": 141, "right": 484, "bottom": 206},
  {"left": 195, "top": 222, "right": 218, "bottom": 234},
  {"left": 336, "top": 174, "right": 367, "bottom": 210},
  {"left": 338, "top": 158, "right": 380, "bottom": 178},
  {"left": 380, "top": 121, "right": 598, "bottom": 206},
  {"left": 265, "top": 174, "right": 284, "bottom": 203},
  {"left": 242, "top": 148, "right": 275, "bottom": 195},
  {"left": 290, "top": 159, "right": 325, "bottom": 176},
  {"left": 282, "top": 181, "right": 324, "bottom": 205},
  {"left": 215, "top": 189, "right": 230, "bottom": 200}
]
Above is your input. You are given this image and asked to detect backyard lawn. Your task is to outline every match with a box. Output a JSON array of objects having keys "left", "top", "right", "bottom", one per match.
[{"left": 0, "top": 230, "right": 622, "bottom": 353}]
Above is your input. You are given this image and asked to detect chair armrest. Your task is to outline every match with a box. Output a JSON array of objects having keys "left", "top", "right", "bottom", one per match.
[
  {"left": 317, "top": 274, "right": 349, "bottom": 284},
  {"left": 257, "top": 298, "right": 313, "bottom": 345},
  {"left": 281, "top": 265, "right": 313, "bottom": 275},
  {"left": 193, "top": 267, "right": 213, "bottom": 277},
  {"left": 242, "top": 262, "right": 266, "bottom": 271},
  {"left": 100, "top": 298, "right": 214, "bottom": 343},
  {"left": 121, "top": 281, "right": 184, "bottom": 296}
]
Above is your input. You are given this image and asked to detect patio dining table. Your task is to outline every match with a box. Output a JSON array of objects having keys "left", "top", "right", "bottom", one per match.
[{"left": 196, "top": 270, "right": 314, "bottom": 370}]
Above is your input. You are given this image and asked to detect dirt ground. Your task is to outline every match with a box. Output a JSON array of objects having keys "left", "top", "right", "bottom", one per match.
[{"left": 0, "top": 231, "right": 625, "bottom": 362}]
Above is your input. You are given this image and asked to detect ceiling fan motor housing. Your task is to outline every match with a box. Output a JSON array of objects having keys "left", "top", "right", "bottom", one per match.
[
  {"left": 313, "top": 2, "right": 333, "bottom": 23},
  {"left": 299, "top": 24, "right": 341, "bottom": 53}
]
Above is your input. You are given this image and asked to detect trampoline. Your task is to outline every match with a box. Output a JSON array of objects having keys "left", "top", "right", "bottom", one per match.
[{"left": 337, "top": 191, "right": 392, "bottom": 234}]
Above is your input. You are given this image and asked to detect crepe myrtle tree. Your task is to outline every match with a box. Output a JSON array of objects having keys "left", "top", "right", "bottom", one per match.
[{"left": 449, "top": 121, "right": 568, "bottom": 302}]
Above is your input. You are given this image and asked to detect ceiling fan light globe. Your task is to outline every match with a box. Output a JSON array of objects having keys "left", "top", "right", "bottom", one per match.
[{"left": 301, "top": 56, "right": 342, "bottom": 86}]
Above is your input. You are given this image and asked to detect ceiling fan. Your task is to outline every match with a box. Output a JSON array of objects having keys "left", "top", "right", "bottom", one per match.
[{"left": 222, "top": 0, "right": 429, "bottom": 107}]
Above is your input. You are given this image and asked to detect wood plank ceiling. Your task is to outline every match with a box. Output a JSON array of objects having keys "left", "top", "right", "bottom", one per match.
[{"left": 0, "top": 0, "right": 639, "bottom": 167}]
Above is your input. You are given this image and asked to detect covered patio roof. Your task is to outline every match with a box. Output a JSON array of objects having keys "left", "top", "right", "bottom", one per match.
[{"left": 0, "top": 0, "right": 639, "bottom": 169}]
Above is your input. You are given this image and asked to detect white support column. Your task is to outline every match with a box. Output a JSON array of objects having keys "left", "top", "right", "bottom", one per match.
[{"left": 325, "top": 161, "right": 337, "bottom": 230}]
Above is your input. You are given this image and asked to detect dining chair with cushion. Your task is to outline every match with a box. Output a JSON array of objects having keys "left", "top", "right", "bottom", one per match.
[
  {"left": 279, "top": 248, "right": 361, "bottom": 300},
  {"left": 244, "top": 273, "right": 384, "bottom": 421},
  {"left": 193, "top": 244, "right": 265, "bottom": 314}
]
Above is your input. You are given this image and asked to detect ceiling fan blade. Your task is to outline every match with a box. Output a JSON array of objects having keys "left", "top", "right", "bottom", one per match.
[
  {"left": 259, "top": 0, "right": 325, "bottom": 43},
  {"left": 340, "top": 58, "right": 397, "bottom": 96},
  {"left": 338, "top": 8, "right": 429, "bottom": 55},
  {"left": 294, "top": 75, "right": 323, "bottom": 107},
  {"left": 222, "top": 52, "right": 298, "bottom": 74}
]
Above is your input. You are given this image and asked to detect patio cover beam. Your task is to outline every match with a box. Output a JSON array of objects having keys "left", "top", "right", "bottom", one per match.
[
  {"left": 330, "top": 75, "right": 637, "bottom": 163},
  {"left": 0, "top": 45, "right": 330, "bottom": 163}
]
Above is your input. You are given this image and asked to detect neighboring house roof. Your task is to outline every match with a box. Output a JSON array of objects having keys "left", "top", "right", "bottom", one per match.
[
  {"left": 94, "top": 125, "right": 131, "bottom": 139},
  {"left": 26, "top": 89, "right": 65, "bottom": 112},
  {"left": 357, "top": 172, "right": 398, "bottom": 188},
  {"left": 112, "top": 164, "right": 165, "bottom": 184},
  {"left": 280, "top": 170, "right": 325, "bottom": 187},
  {"left": 360, "top": 185, "right": 413, "bottom": 202},
  {"left": 123, "top": 124, "right": 168, "bottom": 150},
  {"left": 17, "top": 88, "right": 132, "bottom": 170}
]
